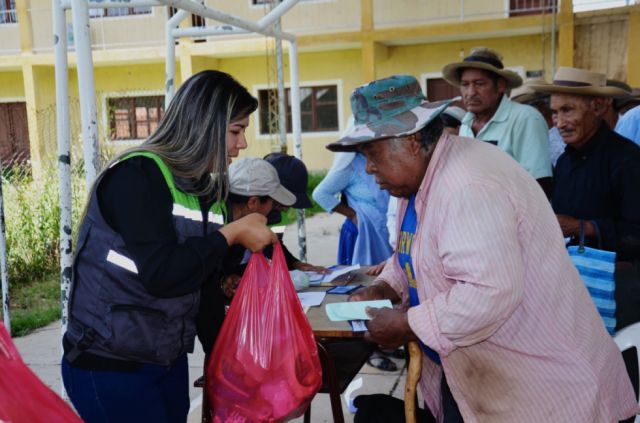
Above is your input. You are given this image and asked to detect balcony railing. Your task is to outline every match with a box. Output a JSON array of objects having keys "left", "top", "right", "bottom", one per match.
[{"left": 0, "top": 0, "right": 637, "bottom": 55}]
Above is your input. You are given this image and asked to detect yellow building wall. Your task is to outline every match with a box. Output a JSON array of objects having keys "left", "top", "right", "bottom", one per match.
[
  {"left": 376, "top": 34, "right": 553, "bottom": 81},
  {"left": 374, "top": 0, "right": 505, "bottom": 27},
  {"left": 0, "top": 25, "right": 20, "bottom": 53},
  {"left": 0, "top": 72, "right": 26, "bottom": 99},
  {"left": 216, "top": 49, "right": 362, "bottom": 171},
  {"left": 28, "top": 0, "right": 53, "bottom": 52},
  {"left": 207, "top": 0, "right": 361, "bottom": 34}
]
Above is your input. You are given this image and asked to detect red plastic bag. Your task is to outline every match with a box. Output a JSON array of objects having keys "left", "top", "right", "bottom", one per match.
[
  {"left": 207, "top": 242, "right": 322, "bottom": 422},
  {"left": 0, "top": 323, "right": 83, "bottom": 423}
]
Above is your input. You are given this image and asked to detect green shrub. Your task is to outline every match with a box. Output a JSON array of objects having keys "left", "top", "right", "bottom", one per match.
[{"left": 3, "top": 164, "right": 86, "bottom": 287}]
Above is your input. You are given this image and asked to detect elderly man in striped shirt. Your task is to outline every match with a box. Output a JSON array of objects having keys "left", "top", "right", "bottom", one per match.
[{"left": 329, "top": 74, "right": 638, "bottom": 423}]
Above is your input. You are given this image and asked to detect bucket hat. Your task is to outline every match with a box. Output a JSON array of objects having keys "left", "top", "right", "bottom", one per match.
[
  {"left": 326, "top": 75, "right": 451, "bottom": 152},
  {"left": 442, "top": 47, "right": 523, "bottom": 89},
  {"left": 528, "top": 67, "right": 630, "bottom": 97},
  {"left": 229, "top": 158, "right": 296, "bottom": 206}
]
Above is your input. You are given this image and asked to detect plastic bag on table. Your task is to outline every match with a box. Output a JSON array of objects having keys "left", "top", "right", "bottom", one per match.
[
  {"left": 207, "top": 242, "right": 322, "bottom": 422},
  {"left": 0, "top": 322, "right": 83, "bottom": 423}
]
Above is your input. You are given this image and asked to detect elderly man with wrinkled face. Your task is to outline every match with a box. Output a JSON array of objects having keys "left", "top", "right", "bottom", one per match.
[
  {"left": 329, "top": 74, "right": 638, "bottom": 423},
  {"left": 532, "top": 68, "right": 640, "bottom": 405}
]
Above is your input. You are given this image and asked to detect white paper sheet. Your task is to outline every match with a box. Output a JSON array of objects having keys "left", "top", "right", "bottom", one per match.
[{"left": 297, "top": 291, "right": 326, "bottom": 308}]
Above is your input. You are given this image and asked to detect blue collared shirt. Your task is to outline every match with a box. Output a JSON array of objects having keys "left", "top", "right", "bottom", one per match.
[
  {"left": 460, "top": 94, "right": 552, "bottom": 179},
  {"left": 615, "top": 104, "right": 640, "bottom": 145}
]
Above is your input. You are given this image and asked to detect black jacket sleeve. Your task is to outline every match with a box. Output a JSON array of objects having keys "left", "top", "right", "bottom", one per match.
[{"left": 98, "top": 156, "right": 229, "bottom": 298}]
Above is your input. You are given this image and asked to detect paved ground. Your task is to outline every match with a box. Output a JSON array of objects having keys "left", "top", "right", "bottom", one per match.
[{"left": 12, "top": 212, "right": 408, "bottom": 422}]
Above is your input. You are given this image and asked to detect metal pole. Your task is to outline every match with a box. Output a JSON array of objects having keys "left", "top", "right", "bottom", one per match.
[
  {"left": 61, "top": 0, "right": 163, "bottom": 8},
  {"left": 156, "top": 0, "right": 296, "bottom": 41},
  {"left": 53, "top": 0, "right": 72, "bottom": 339},
  {"left": 71, "top": 0, "right": 100, "bottom": 186},
  {"left": 165, "top": 9, "right": 189, "bottom": 106},
  {"left": 256, "top": 0, "right": 300, "bottom": 29},
  {"left": 287, "top": 40, "right": 306, "bottom": 262},
  {"left": 0, "top": 171, "right": 10, "bottom": 335},
  {"left": 275, "top": 18, "right": 287, "bottom": 152},
  {"left": 551, "top": 0, "right": 557, "bottom": 77},
  {"left": 172, "top": 26, "right": 247, "bottom": 38}
]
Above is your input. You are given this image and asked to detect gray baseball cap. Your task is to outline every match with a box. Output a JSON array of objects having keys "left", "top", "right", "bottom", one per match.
[{"left": 229, "top": 158, "right": 296, "bottom": 206}]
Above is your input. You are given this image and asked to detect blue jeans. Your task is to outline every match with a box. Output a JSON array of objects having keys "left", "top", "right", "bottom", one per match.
[{"left": 61, "top": 354, "right": 189, "bottom": 423}]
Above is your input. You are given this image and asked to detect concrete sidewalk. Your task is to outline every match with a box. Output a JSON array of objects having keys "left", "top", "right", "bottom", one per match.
[{"left": 12, "top": 212, "right": 408, "bottom": 422}]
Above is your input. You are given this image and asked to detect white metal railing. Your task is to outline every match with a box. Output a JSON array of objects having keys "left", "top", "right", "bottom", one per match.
[{"left": 2, "top": 0, "right": 638, "bottom": 55}]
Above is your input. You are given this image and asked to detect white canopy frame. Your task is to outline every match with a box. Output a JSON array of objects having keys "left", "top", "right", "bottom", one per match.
[{"left": 52, "top": 0, "right": 306, "bottom": 340}]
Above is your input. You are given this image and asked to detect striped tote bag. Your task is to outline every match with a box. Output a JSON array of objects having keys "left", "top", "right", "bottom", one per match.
[{"left": 568, "top": 222, "right": 617, "bottom": 334}]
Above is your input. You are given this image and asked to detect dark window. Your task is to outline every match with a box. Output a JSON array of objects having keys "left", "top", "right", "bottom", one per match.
[
  {"left": 90, "top": 6, "right": 151, "bottom": 18},
  {"left": 108, "top": 96, "right": 164, "bottom": 141},
  {"left": 509, "top": 0, "right": 556, "bottom": 17},
  {"left": 425, "top": 77, "right": 465, "bottom": 110},
  {"left": 258, "top": 85, "right": 339, "bottom": 134},
  {"left": 0, "top": 0, "right": 16, "bottom": 24},
  {"left": 0, "top": 102, "right": 30, "bottom": 166},
  {"left": 425, "top": 78, "right": 459, "bottom": 102}
]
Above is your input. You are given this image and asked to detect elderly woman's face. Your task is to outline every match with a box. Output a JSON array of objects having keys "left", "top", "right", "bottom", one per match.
[{"left": 359, "top": 136, "right": 429, "bottom": 198}]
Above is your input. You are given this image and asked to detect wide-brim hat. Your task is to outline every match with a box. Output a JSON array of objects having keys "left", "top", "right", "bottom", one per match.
[
  {"left": 442, "top": 47, "right": 523, "bottom": 89},
  {"left": 510, "top": 77, "right": 550, "bottom": 104},
  {"left": 326, "top": 75, "right": 451, "bottom": 152},
  {"left": 529, "top": 67, "right": 630, "bottom": 97},
  {"left": 615, "top": 88, "right": 640, "bottom": 111}
]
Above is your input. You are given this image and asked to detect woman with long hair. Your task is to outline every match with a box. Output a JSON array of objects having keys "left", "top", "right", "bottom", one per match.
[{"left": 61, "top": 70, "right": 275, "bottom": 422}]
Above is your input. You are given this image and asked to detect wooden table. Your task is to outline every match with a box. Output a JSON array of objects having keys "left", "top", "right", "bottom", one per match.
[{"left": 302, "top": 268, "right": 377, "bottom": 423}]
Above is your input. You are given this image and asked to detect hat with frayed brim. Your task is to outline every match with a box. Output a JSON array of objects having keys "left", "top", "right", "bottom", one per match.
[
  {"left": 442, "top": 48, "right": 523, "bottom": 89},
  {"left": 529, "top": 67, "right": 630, "bottom": 97},
  {"left": 326, "top": 75, "right": 451, "bottom": 152}
]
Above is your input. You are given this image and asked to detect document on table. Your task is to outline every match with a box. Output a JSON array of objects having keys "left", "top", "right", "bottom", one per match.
[
  {"left": 325, "top": 300, "right": 393, "bottom": 321},
  {"left": 306, "top": 264, "right": 361, "bottom": 286},
  {"left": 297, "top": 291, "right": 326, "bottom": 313}
]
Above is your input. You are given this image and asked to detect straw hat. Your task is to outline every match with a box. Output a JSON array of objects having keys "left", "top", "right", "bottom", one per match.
[
  {"left": 510, "top": 77, "right": 550, "bottom": 104},
  {"left": 528, "top": 67, "right": 630, "bottom": 97},
  {"left": 442, "top": 47, "right": 523, "bottom": 89}
]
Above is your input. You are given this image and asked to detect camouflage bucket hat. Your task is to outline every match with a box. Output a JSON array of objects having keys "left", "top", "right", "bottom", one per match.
[{"left": 326, "top": 75, "right": 451, "bottom": 152}]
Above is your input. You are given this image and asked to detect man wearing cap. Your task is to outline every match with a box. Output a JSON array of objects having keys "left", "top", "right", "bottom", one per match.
[
  {"left": 264, "top": 152, "right": 329, "bottom": 273},
  {"left": 335, "top": 74, "right": 637, "bottom": 422},
  {"left": 530, "top": 68, "right": 640, "bottom": 400},
  {"left": 443, "top": 48, "right": 552, "bottom": 194},
  {"left": 196, "top": 157, "right": 297, "bottom": 353}
]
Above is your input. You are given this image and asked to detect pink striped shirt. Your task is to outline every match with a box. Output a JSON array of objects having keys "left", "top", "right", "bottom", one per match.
[{"left": 377, "top": 133, "right": 638, "bottom": 422}]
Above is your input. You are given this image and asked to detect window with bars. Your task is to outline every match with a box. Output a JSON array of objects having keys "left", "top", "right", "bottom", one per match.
[
  {"left": 89, "top": 6, "right": 151, "bottom": 18},
  {"left": 0, "top": 0, "right": 16, "bottom": 24},
  {"left": 108, "top": 96, "right": 164, "bottom": 141},
  {"left": 258, "top": 85, "right": 339, "bottom": 134}
]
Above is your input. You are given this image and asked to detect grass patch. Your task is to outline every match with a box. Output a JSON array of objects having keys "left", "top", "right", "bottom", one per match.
[{"left": 8, "top": 272, "right": 61, "bottom": 337}]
